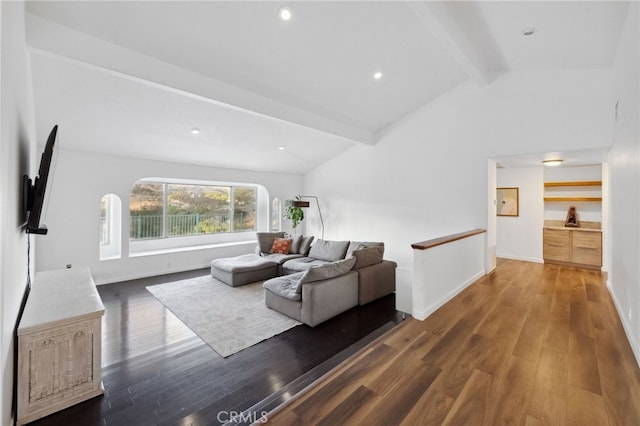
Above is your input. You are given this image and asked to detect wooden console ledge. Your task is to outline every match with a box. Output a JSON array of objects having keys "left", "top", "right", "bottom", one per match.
[{"left": 411, "top": 228, "right": 486, "bottom": 250}]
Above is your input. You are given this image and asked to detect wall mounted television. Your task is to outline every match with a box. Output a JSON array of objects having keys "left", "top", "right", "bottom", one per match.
[{"left": 23, "top": 125, "right": 58, "bottom": 235}]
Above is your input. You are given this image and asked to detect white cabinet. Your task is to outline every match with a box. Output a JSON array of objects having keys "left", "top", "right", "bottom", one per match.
[{"left": 17, "top": 267, "right": 104, "bottom": 425}]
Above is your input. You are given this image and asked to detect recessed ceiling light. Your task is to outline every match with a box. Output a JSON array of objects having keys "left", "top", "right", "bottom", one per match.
[
  {"left": 278, "top": 146, "right": 286, "bottom": 151},
  {"left": 373, "top": 71, "right": 383, "bottom": 80},
  {"left": 279, "top": 7, "right": 292, "bottom": 21},
  {"left": 543, "top": 159, "right": 563, "bottom": 167},
  {"left": 522, "top": 28, "right": 537, "bottom": 36},
  {"left": 191, "top": 128, "right": 200, "bottom": 135}
]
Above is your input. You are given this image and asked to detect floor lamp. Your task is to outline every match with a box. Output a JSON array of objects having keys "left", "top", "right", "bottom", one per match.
[{"left": 292, "top": 195, "right": 324, "bottom": 240}]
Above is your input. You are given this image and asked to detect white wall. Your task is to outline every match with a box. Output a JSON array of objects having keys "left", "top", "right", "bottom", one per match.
[
  {"left": 497, "top": 167, "right": 544, "bottom": 263},
  {"left": 36, "top": 150, "right": 303, "bottom": 284},
  {"left": 486, "top": 159, "right": 497, "bottom": 272},
  {"left": 304, "top": 69, "right": 613, "bottom": 298},
  {"left": 0, "top": 2, "right": 36, "bottom": 424},
  {"left": 608, "top": 3, "right": 640, "bottom": 363}
]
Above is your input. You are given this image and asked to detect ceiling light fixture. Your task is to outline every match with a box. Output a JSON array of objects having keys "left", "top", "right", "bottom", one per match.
[
  {"left": 542, "top": 159, "right": 563, "bottom": 167},
  {"left": 278, "top": 145, "right": 286, "bottom": 151},
  {"left": 191, "top": 128, "right": 200, "bottom": 135},
  {"left": 373, "top": 71, "right": 383, "bottom": 80},
  {"left": 522, "top": 28, "right": 537, "bottom": 36},
  {"left": 279, "top": 7, "right": 292, "bottom": 21}
]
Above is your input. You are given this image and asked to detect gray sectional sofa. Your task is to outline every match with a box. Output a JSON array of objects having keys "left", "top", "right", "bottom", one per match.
[{"left": 257, "top": 232, "right": 397, "bottom": 326}]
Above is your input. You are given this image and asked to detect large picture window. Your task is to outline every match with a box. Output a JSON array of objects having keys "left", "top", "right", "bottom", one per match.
[{"left": 130, "top": 181, "right": 257, "bottom": 240}]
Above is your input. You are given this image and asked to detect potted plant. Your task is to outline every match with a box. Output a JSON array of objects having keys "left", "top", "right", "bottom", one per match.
[{"left": 284, "top": 196, "right": 305, "bottom": 230}]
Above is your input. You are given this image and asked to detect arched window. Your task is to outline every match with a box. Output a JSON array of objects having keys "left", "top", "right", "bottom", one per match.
[
  {"left": 100, "top": 194, "right": 122, "bottom": 260},
  {"left": 271, "top": 198, "right": 282, "bottom": 231}
]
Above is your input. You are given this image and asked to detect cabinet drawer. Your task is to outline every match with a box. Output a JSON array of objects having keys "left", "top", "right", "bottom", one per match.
[
  {"left": 543, "top": 229, "right": 570, "bottom": 261},
  {"left": 572, "top": 231, "right": 602, "bottom": 266},
  {"left": 572, "top": 231, "right": 601, "bottom": 249}
]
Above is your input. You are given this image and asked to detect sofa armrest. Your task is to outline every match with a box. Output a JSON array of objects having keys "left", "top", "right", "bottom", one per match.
[
  {"left": 301, "top": 270, "right": 358, "bottom": 327},
  {"left": 357, "top": 260, "right": 396, "bottom": 305}
]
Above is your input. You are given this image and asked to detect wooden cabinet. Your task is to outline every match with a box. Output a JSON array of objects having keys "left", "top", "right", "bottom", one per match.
[
  {"left": 543, "top": 179, "right": 603, "bottom": 270},
  {"left": 543, "top": 227, "right": 602, "bottom": 269},
  {"left": 17, "top": 267, "right": 104, "bottom": 425}
]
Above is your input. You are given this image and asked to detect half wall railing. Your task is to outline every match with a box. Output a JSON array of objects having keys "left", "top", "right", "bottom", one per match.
[{"left": 410, "top": 229, "right": 487, "bottom": 320}]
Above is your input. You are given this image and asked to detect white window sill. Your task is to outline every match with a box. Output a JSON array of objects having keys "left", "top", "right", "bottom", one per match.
[{"left": 129, "top": 240, "right": 256, "bottom": 258}]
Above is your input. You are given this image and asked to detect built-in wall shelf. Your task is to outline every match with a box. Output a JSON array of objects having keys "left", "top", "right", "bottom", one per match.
[
  {"left": 544, "top": 196, "right": 602, "bottom": 202},
  {"left": 544, "top": 180, "right": 602, "bottom": 203},
  {"left": 544, "top": 181, "right": 602, "bottom": 187}
]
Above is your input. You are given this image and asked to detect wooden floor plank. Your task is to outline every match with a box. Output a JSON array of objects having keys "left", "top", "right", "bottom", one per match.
[
  {"left": 365, "top": 331, "right": 439, "bottom": 396},
  {"left": 421, "top": 319, "right": 474, "bottom": 368},
  {"left": 527, "top": 347, "right": 568, "bottom": 425},
  {"left": 492, "top": 356, "right": 537, "bottom": 426},
  {"left": 441, "top": 369, "right": 502, "bottom": 426},
  {"left": 402, "top": 388, "right": 455, "bottom": 425},
  {"left": 436, "top": 333, "right": 494, "bottom": 399},
  {"left": 566, "top": 385, "right": 609, "bottom": 426},
  {"left": 594, "top": 327, "right": 640, "bottom": 425},
  {"left": 357, "top": 366, "right": 441, "bottom": 425},
  {"left": 512, "top": 311, "right": 548, "bottom": 363},
  {"left": 568, "top": 331, "right": 602, "bottom": 395},
  {"left": 316, "top": 385, "right": 376, "bottom": 426},
  {"left": 543, "top": 314, "right": 570, "bottom": 353}
]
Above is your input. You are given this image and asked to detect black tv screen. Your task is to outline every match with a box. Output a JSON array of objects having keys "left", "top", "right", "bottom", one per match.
[{"left": 25, "top": 125, "right": 58, "bottom": 235}]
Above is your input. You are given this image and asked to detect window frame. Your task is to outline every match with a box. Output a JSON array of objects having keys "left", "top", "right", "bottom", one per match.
[{"left": 129, "top": 178, "right": 266, "bottom": 255}]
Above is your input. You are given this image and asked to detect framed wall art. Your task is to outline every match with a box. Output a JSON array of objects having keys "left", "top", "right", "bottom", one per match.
[{"left": 497, "top": 187, "right": 519, "bottom": 217}]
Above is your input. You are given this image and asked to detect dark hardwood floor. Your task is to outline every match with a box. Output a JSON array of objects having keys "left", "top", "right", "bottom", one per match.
[{"left": 30, "top": 268, "right": 402, "bottom": 426}]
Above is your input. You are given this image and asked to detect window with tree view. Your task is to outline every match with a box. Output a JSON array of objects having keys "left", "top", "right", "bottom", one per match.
[{"left": 130, "top": 181, "right": 256, "bottom": 239}]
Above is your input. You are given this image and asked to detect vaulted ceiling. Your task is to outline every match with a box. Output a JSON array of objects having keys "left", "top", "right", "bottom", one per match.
[{"left": 26, "top": 1, "right": 630, "bottom": 173}]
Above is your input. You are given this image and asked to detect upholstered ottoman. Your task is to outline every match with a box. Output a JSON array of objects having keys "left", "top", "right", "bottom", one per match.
[{"left": 211, "top": 254, "right": 279, "bottom": 287}]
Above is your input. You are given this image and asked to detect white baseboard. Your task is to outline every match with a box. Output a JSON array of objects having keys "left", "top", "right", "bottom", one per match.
[
  {"left": 606, "top": 280, "right": 640, "bottom": 368},
  {"left": 94, "top": 262, "right": 212, "bottom": 285},
  {"left": 413, "top": 270, "right": 485, "bottom": 321}
]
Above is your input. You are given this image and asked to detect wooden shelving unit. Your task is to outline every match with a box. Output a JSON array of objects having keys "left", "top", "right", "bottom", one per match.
[
  {"left": 543, "top": 181, "right": 602, "bottom": 202},
  {"left": 543, "top": 180, "right": 603, "bottom": 269},
  {"left": 544, "top": 181, "right": 602, "bottom": 187},
  {"left": 544, "top": 196, "right": 602, "bottom": 202}
]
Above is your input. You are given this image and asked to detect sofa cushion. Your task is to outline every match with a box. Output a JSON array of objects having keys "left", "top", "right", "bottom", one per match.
[
  {"left": 270, "top": 237, "right": 292, "bottom": 254},
  {"left": 257, "top": 232, "right": 286, "bottom": 254},
  {"left": 297, "top": 235, "right": 315, "bottom": 255},
  {"left": 308, "top": 239, "right": 350, "bottom": 261},
  {"left": 297, "top": 257, "right": 357, "bottom": 293},
  {"left": 262, "top": 253, "right": 305, "bottom": 264},
  {"left": 346, "top": 241, "right": 384, "bottom": 258},
  {"left": 283, "top": 257, "right": 330, "bottom": 273},
  {"left": 351, "top": 245, "right": 385, "bottom": 269},
  {"left": 263, "top": 273, "right": 305, "bottom": 301},
  {"left": 287, "top": 233, "right": 303, "bottom": 253},
  {"left": 210, "top": 253, "right": 277, "bottom": 273}
]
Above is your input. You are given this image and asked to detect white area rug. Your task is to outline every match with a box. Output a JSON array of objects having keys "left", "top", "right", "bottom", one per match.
[{"left": 146, "top": 275, "right": 301, "bottom": 357}]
